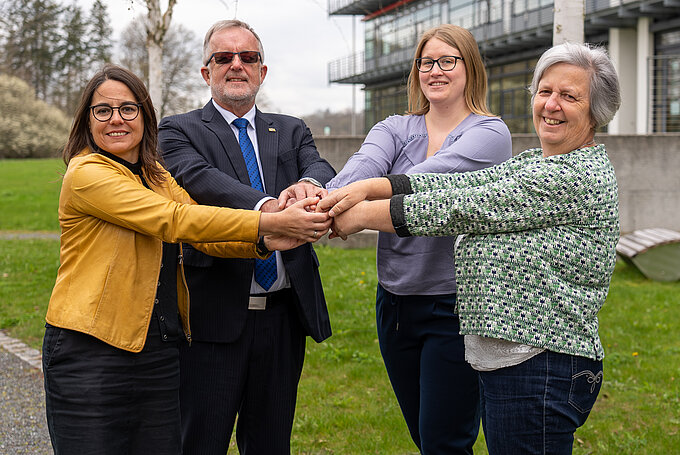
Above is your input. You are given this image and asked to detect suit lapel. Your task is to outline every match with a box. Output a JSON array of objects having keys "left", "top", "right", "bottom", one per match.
[
  {"left": 201, "top": 101, "right": 252, "bottom": 185},
  {"left": 255, "top": 110, "right": 278, "bottom": 194}
]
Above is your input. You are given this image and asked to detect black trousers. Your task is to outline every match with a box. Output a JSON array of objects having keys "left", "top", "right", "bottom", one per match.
[
  {"left": 179, "top": 289, "right": 306, "bottom": 455},
  {"left": 42, "top": 318, "right": 181, "bottom": 455},
  {"left": 376, "top": 284, "right": 481, "bottom": 455}
]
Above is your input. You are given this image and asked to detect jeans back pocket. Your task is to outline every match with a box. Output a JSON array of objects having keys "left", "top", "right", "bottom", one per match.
[{"left": 568, "top": 356, "right": 603, "bottom": 414}]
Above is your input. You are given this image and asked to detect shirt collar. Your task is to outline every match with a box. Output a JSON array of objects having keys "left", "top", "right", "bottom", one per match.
[
  {"left": 95, "top": 148, "right": 143, "bottom": 175},
  {"left": 211, "top": 100, "right": 257, "bottom": 128}
]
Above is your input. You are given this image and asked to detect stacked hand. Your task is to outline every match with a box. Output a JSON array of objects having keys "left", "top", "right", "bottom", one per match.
[
  {"left": 263, "top": 178, "right": 393, "bottom": 247},
  {"left": 258, "top": 182, "right": 333, "bottom": 250},
  {"left": 277, "top": 181, "right": 328, "bottom": 211},
  {"left": 317, "top": 178, "right": 395, "bottom": 240}
]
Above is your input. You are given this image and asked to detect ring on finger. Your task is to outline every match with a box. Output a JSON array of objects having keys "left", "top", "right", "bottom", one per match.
[{"left": 313, "top": 230, "right": 318, "bottom": 238}]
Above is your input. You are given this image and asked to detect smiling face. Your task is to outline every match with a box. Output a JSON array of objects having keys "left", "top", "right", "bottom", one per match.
[
  {"left": 418, "top": 37, "right": 467, "bottom": 111},
  {"left": 88, "top": 80, "right": 143, "bottom": 163},
  {"left": 533, "top": 63, "right": 595, "bottom": 157},
  {"left": 201, "top": 26, "right": 267, "bottom": 117}
]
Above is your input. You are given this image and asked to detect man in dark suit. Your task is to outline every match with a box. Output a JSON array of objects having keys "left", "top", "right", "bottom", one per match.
[{"left": 158, "top": 19, "right": 335, "bottom": 455}]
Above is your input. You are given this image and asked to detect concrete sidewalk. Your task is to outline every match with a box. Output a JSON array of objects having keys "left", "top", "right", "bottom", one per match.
[{"left": 0, "top": 332, "right": 52, "bottom": 454}]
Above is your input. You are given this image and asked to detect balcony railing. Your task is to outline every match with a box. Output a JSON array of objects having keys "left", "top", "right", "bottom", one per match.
[
  {"left": 329, "top": 51, "right": 365, "bottom": 83},
  {"left": 329, "top": 0, "right": 680, "bottom": 84},
  {"left": 328, "top": 0, "right": 396, "bottom": 15},
  {"left": 650, "top": 55, "right": 680, "bottom": 133}
]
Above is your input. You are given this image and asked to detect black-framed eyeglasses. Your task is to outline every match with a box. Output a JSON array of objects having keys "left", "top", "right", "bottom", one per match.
[
  {"left": 205, "top": 51, "right": 261, "bottom": 66},
  {"left": 90, "top": 103, "right": 142, "bottom": 122},
  {"left": 416, "top": 56, "right": 464, "bottom": 72}
]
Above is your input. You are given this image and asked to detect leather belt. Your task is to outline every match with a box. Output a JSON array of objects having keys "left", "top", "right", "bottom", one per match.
[{"left": 248, "top": 288, "right": 293, "bottom": 310}]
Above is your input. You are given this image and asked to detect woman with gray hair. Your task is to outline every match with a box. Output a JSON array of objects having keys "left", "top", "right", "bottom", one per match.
[{"left": 319, "top": 41, "right": 621, "bottom": 454}]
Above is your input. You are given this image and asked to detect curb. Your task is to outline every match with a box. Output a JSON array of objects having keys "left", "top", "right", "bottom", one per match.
[{"left": 0, "top": 330, "right": 42, "bottom": 372}]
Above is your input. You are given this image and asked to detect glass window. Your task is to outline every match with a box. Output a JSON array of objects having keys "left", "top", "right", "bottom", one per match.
[
  {"left": 489, "top": 0, "right": 503, "bottom": 22},
  {"left": 487, "top": 58, "right": 536, "bottom": 133},
  {"left": 652, "top": 29, "right": 680, "bottom": 132},
  {"left": 450, "top": 4, "right": 474, "bottom": 28},
  {"left": 365, "top": 41, "right": 375, "bottom": 60},
  {"left": 364, "top": 85, "right": 408, "bottom": 133},
  {"left": 660, "top": 30, "right": 680, "bottom": 46},
  {"left": 513, "top": 0, "right": 526, "bottom": 15}
]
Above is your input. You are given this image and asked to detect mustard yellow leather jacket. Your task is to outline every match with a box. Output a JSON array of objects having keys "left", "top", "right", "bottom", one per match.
[{"left": 46, "top": 151, "right": 267, "bottom": 352}]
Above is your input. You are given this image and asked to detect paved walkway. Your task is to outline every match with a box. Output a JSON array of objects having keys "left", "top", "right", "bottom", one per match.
[
  {"left": 0, "top": 332, "right": 52, "bottom": 454},
  {"left": 0, "top": 232, "right": 60, "bottom": 241}
]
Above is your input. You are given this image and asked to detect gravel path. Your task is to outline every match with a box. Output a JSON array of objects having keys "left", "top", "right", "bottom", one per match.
[
  {"left": 0, "top": 231, "right": 56, "bottom": 452},
  {"left": 0, "top": 334, "right": 52, "bottom": 454}
]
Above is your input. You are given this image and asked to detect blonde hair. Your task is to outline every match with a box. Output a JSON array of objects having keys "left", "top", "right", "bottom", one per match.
[{"left": 407, "top": 24, "right": 492, "bottom": 116}]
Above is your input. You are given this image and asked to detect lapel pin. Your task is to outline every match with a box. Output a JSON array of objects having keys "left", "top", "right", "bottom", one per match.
[{"left": 268, "top": 128, "right": 276, "bottom": 132}]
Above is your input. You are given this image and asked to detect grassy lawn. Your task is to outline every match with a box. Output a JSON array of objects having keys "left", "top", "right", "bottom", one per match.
[
  {"left": 0, "top": 158, "right": 64, "bottom": 231},
  {"left": 1, "top": 158, "right": 678, "bottom": 453}
]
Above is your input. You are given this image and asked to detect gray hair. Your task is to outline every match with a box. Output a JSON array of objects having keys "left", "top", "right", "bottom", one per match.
[
  {"left": 530, "top": 42, "right": 621, "bottom": 129},
  {"left": 202, "top": 20, "right": 265, "bottom": 66}
]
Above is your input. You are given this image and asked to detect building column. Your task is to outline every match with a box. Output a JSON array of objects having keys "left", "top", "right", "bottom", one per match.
[
  {"left": 608, "top": 28, "right": 638, "bottom": 134},
  {"left": 636, "top": 17, "right": 652, "bottom": 134}
]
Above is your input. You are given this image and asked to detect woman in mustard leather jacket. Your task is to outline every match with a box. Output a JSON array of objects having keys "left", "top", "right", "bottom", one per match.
[{"left": 42, "top": 65, "right": 331, "bottom": 455}]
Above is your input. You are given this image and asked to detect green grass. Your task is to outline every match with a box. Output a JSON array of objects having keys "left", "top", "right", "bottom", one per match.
[
  {"left": 0, "top": 238, "right": 60, "bottom": 347},
  {"left": 1, "top": 157, "right": 678, "bottom": 453},
  {"left": 294, "top": 246, "right": 424, "bottom": 454},
  {"left": 570, "top": 262, "right": 680, "bottom": 454},
  {"left": 0, "top": 158, "right": 64, "bottom": 231}
]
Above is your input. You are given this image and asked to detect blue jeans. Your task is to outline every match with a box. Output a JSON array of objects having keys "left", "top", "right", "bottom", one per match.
[
  {"left": 376, "top": 284, "right": 480, "bottom": 455},
  {"left": 479, "top": 350, "right": 603, "bottom": 455}
]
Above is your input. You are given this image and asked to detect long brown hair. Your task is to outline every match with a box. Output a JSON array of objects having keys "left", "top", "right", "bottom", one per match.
[
  {"left": 407, "top": 24, "right": 493, "bottom": 116},
  {"left": 63, "top": 64, "right": 165, "bottom": 185}
]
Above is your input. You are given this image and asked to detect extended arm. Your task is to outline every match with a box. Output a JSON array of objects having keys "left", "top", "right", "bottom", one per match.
[
  {"left": 165, "top": 174, "right": 331, "bottom": 242},
  {"left": 68, "top": 159, "right": 261, "bottom": 245},
  {"left": 317, "top": 177, "right": 394, "bottom": 218},
  {"left": 325, "top": 119, "right": 403, "bottom": 191},
  {"left": 394, "top": 155, "right": 618, "bottom": 237}
]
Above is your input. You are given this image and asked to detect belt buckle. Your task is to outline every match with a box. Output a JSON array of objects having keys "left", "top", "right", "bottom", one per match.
[{"left": 248, "top": 296, "right": 267, "bottom": 310}]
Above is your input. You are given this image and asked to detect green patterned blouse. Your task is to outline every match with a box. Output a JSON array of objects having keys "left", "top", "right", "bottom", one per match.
[{"left": 389, "top": 144, "right": 619, "bottom": 360}]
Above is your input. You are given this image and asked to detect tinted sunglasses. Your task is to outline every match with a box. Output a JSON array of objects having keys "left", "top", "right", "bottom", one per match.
[{"left": 205, "top": 51, "right": 261, "bottom": 66}]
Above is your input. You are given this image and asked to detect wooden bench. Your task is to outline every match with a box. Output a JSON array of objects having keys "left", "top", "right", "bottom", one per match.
[{"left": 616, "top": 228, "right": 680, "bottom": 281}]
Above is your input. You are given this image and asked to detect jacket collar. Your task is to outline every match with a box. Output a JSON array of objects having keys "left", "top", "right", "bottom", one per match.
[{"left": 200, "top": 101, "right": 278, "bottom": 193}]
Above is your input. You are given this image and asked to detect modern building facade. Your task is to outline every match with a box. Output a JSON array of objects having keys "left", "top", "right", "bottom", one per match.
[{"left": 328, "top": 0, "right": 680, "bottom": 134}]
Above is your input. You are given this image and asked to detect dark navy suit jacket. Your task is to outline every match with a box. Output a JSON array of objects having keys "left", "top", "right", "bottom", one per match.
[{"left": 159, "top": 101, "right": 335, "bottom": 343}]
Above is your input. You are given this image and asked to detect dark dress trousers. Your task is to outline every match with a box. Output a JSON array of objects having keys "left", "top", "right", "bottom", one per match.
[{"left": 159, "top": 101, "right": 335, "bottom": 454}]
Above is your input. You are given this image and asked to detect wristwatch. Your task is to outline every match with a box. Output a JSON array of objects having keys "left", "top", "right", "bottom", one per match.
[
  {"left": 256, "top": 236, "right": 271, "bottom": 256},
  {"left": 298, "top": 177, "right": 324, "bottom": 188}
]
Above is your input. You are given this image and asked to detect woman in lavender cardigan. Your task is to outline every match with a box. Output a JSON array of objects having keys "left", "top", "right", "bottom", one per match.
[{"left": 326, "top": 25, "right": 511, "bottom": 454}]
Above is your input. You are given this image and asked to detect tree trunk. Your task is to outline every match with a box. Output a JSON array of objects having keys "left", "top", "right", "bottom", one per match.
[
  {"left": 148, "top": 40, "right": 163, "bottom": 112},
  {"left": 553, "top": 0, "right": 584, "bottom": 45},
  {"left": 144, "top": 0, "right": 177, "bottom": 118}
]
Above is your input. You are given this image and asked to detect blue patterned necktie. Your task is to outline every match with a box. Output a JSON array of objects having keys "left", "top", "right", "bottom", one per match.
[{"left": 233, "top": 117, "right": 277, "bottom": 290}]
